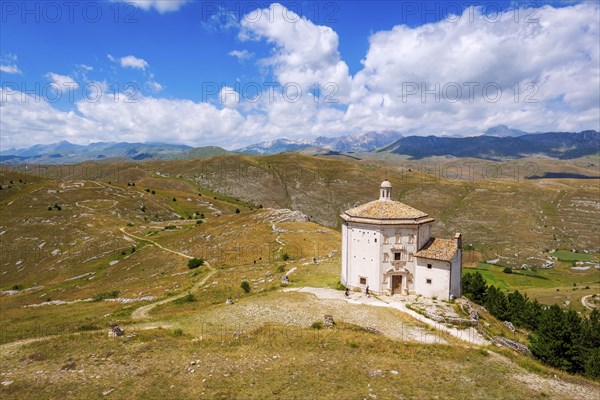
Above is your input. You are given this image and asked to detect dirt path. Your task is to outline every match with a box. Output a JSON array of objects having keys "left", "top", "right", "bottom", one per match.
[
  {"left": 119, "top": 227, "right": 215, "bottom": 320},
  {"left": 284, "top": 287, "right": 489, "bottom": 345},
  {"left": 119, "top": 227, "right": 199, "bottom": 260},
  {"left": 581, "top": 295, "right": 598, "bottom": 310}
]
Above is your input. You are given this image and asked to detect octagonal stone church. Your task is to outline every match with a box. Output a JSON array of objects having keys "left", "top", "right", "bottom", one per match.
[{"left": 340, "top": 181, "right": 462, "bottom": 300}]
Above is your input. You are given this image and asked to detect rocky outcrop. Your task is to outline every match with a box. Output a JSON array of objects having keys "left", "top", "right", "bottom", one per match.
[{"left": 493, "top": 336, "right": 532, "bottom": 355}]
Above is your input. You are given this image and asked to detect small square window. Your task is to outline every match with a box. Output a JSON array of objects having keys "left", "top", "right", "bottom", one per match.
[
  {"left": 374, "top": 238, "right": 377, "bottom": 243},
  {"left": 359, "top": 277, "right": 367, "bottom": 285},
  {"left": 426, "top": 279, "right": 432, "bottom": 284},
  {"left": 427, "top": 264, "right": 432, "bottom": 269},
  {"left": 394, "top": 252, "right": 402, "bottom": 261}
]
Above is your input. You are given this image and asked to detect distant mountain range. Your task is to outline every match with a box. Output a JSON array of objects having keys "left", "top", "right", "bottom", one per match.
[
  {"left": 481, "top": 125, "right": 529, "bottom": 137},
  {"left": 381, "top": 130, "right": 600, "bottom": 159},
  {"left": 236, "top": 131, "right": 404, "bottom": 154},
  {"left": 0, "top": 141, "right": 231, "bottom": 164},
  {"left": 1, "top": 127, "right": 598, "bottom": 164}
]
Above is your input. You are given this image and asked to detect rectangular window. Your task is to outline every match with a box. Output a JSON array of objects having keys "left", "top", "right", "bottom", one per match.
[
  {"left": 374, "top": 238, "right": 377, "bottom": 243},
  {"left": 408, "top": 234, "right": 415, "bottom": 244},
  {"left": 394, "top": 252, "right": 402, "bottom": 261},
  {"left": 427, "top": 264, "right": 432, "bottom": 269},
  {"left": 383, "top": 253, "right": 389, "bottom": 262},
  {"left": 359, "top": 277, "right": 367, "bottom": 285},
  {"left": 395, "top": 233, "right": 401, "bottom": 243},
  {"left": 426, "top": 279, "right": 432, "bottom": 284},
  {"left": 383, "top": 235, "right": 389, "bottom": 244},
  {"left": 408, "top": 253, "right": 414, "bottom": 261}
]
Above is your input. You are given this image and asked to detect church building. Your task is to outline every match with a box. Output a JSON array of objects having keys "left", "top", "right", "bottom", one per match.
[{"left": 340, "top": 181, "right": 462, "bottom": 300}]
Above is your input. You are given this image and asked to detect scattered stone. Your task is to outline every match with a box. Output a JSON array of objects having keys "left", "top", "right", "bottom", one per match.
[
  {"left": 102, "top": 389, "right": 114, "bottom": 396},
  {"left": 364, "top": 327, "right": 383, "bottom": 335},
  {"left": 225, "top": 297, "right": 234, "bottom": 305},
  {"left": 390, "top": 370, "right": 399, "bottom": 375},
  {"left": 62, "top": 358, "right": 77, "bottom": 370},
  {"left": 323, "top": 315, "right": 335, "bottom": 327},
  {"left": 1, "top": 380, "right": 14, "bottom": 386},
  {"left": 281, "top": 275, "right": 289, "bottom": 286},
  {"left": 108, "top": 323, "right": 124, "bottom": 338},
  {"left": 503, "top": 321, "right": 516, "bottom": 332}
]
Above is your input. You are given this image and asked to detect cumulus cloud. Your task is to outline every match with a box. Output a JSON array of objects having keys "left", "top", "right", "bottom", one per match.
[
  {"left": 45, "top": 72, "right": 79, "bottom": 90},
  {"left": 0, "top": 88, "right": 246, "bottom": 148},
  {"left": 118, "top": 55, "right": 149, "bottom": 70},
  {"left": 240, "top": 3, "right": 352, "bottom": 100},
  {"left": 120, "top": 0, "right": 189, "bottom": 14},
  {"left": 2, "top": 3, "right": 599, "bottom": 148}
]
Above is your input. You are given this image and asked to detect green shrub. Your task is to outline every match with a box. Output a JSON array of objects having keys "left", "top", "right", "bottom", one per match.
[
  {"left": 92, "top": 290, "right": 120, "bottom": 302},
  {"left": 187, "top": 258, "right": 204, "bottom": 269},
  {"left": 282, "top": 253, "right": 290, "bottom": 261},
  {"left": 172, "top": 328, "right": 184, "bottom": 337},
  {"left": 241, "top": 281, "right": 251, "bottom": 293},
  {"left": 235, "top": 208, "right": 240, "bottom": 214},
  {"left": 174, "top": 294, "right": 195, "bottom": 305},
  {"left": 503, "top": 267, "right": 513, "bottom": 274},
  {"left": 277, "top": 265, "right": 285, "bottom": 273},
  {"left": 311, "top": 321, "right": 323, "bottom": 330}
]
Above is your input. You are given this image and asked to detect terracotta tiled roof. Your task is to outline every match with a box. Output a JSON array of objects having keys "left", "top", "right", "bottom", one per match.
[
  {"left": 344, "top": 200, "right": 428, "bottom": 220},
  {"left": 416, "top": 238, "right": 458, "bottom": 262}
]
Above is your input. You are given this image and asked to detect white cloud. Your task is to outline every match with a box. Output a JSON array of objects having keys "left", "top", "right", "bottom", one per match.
[
  {"left": 0, "top": 65, "right": 21, "bottom": 74},
  {"left": 240, "top": 3, "right": 352, "bottom": 100},
  {"left": 118, "top": 55, "right": 149, "bottom": 70},
  {"left": 45, "top": 72, "right": 79, "bottom": 90},
  {"left": 346, "top": 3, "right": 600, "bottom": 134},
  {"left": 219, "top": 86, "right": 239, "bottom": 108},
  {"left": 229, "top": 50, "right": 254, "bottom": 62},
  {"left": 2, "top": 4, "right": 598, "bottom": 149},
  {"left": 0, "top": 88, "right": 246, "bottom": 148},
  {"left": 120, "top": 0, "right": 189, "bottom": 14},
  {"left": 146, "top": 80, "right": 163, "bottom": 92},
  {"left": 201, "top": 6, "right": 239, "bottom": 32},
  {"left": 0, "top": 53, "right": 22, "bottom": 74}
]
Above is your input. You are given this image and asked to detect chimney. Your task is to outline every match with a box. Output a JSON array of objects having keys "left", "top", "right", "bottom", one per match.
[{"left": 454, "top": 233, "right": 462, "bottom": 249}]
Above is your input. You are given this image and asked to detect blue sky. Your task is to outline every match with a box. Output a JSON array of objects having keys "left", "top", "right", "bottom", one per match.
[{"left": 1, "top": 0, "right": 598, "bottom": 149}]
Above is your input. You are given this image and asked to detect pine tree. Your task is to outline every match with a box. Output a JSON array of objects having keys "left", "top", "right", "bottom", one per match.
[{"left": 462, "top": 272, "right": 488, "bottom": 304}]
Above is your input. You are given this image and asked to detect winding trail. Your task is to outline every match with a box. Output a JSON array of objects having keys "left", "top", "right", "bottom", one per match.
[
  {"left": 581, "top": 294, "right": 598, "bottom": 310},
  {"left": 119, "top": 227, "right": 215, "bottom": 320}
]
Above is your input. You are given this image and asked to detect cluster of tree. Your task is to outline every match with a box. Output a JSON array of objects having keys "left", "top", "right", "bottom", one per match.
[
  {"left": 462, "top": 272, "right": 600, "bottom": 378},
  {"left": 187, "top": 258, "right": 204, "bottom": 269}
]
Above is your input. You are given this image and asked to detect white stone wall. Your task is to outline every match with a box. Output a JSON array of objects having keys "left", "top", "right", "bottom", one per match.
[
  {"left": 450, "top": 249, "right": 462, "bottom": 298},
  {"left": 341, "top": 222, "right": 349, "bottom": 286},
  {"left": 344, "top": 223, "right": 382, "bottom": 292},
  {"left": 414, "top": 259, "right": 451, "bottom": 300}
]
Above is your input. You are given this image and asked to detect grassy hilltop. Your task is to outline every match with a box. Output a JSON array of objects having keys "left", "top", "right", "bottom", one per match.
[{"left": 0, "top": 154, "right": 599, "bottom": 398}]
